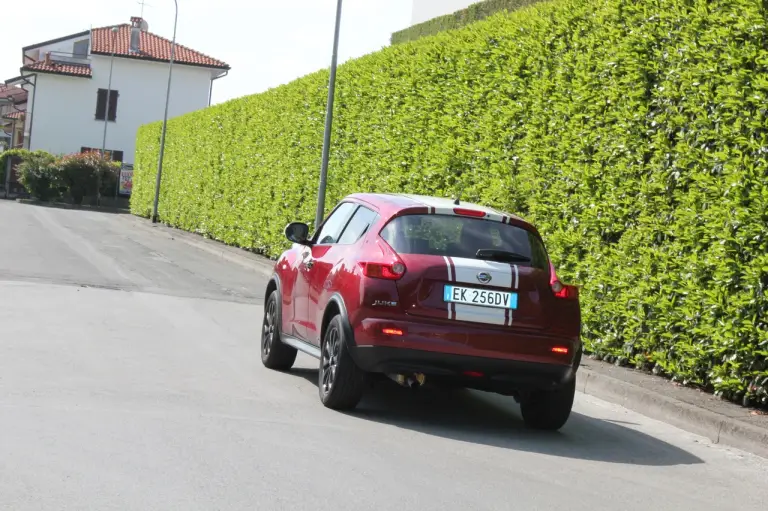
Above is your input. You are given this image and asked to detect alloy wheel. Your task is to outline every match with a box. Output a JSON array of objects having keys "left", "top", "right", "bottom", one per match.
[
  {"left": 262, "top": 298, "right": 276, "bottom": 357},
  {"left": 321, "top": 325, "right": 341, "bottom": 395}
]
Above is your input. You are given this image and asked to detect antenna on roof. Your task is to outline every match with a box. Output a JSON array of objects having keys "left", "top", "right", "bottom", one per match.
[{"left": 137, "top": 0, "right": 152, "bottom": 18}]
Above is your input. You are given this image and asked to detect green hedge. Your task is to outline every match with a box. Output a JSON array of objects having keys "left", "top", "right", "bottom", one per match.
[
  {"left": 392, "top": 0, "right": 548, "bottom": 45},
  {"left": 133, "top": 0, "right": 768, "bottom": 406}
]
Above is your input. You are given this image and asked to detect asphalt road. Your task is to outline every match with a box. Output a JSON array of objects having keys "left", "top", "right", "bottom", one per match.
[{"left": 1, "top": 200, "right": 766, "bottom": 511}]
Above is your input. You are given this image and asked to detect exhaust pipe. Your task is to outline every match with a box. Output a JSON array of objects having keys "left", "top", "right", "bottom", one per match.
[{"left": 388, "top": 373, "right": 426, "bottom": 389}]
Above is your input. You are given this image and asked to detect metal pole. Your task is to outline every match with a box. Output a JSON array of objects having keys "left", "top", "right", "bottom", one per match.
[
  {"left": 152, "top": 0, "right": 178, "bottom": 224},
  {"left": 314, "top": 0, "right": 343, "bottom": 230},
  {"left": 99, "top": 27, "right": 119, "bottom": 206},
  {"left": 114, "top": 163, "right": 122, "bottom": 200},
  {"left": 4, "top": 118, "right": 16, "bottom": 199}
]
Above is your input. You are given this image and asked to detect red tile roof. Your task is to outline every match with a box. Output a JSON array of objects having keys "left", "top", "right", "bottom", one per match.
[
  {"left": 0, "top": 84, "right": 27, "bottom": 102},
  {"left": 91, "top": 24, "right": 229, "bottom": 69},
  {"left": 3, "top": 110, "right": 25, "bottom": 120},
  {"left": 22, "top": 60, "right": 92, "bottom": 77}
]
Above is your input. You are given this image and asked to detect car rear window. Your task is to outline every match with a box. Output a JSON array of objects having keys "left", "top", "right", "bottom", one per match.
[{"left": 380, "top": 214, "right": 549, "bottom": 269}]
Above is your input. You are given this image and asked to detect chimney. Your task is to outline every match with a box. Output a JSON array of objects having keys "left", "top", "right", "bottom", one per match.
[
  {"left": 44, "top": 52, "right": 51, "bottom": 65},
  {"left": 129, "top": 16, "right": 148, "bottom": 53},
  {"left": 129, "top": 17, "right": 142, "bottom": 53},
  {"left": 130, "top": 16, "right": 149, "bottom": 31}
]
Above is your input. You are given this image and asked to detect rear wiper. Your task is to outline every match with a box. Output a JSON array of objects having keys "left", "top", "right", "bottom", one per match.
[{"left": 475, "top": 249, "right": 531, "bottom": 263}]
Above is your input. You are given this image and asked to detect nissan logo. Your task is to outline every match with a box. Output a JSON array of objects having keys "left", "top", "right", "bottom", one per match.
[{"left": 477, "top": 272, "right": 492, "bottom": 284}]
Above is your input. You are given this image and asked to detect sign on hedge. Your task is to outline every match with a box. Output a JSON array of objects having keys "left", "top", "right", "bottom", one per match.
[{"left": 119, "top": 165, "right": 133, "bottom": 196}]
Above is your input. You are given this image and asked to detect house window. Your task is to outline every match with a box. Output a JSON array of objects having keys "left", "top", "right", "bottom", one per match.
[
  {"left": 95, "top": 89, "right": 119, "bottom": 121},
  {"left": 81, "top": 147, "right": 124, "bottom": 162},
  {"left": 73, "top": 39, "right": 89, "bottom": 58}
]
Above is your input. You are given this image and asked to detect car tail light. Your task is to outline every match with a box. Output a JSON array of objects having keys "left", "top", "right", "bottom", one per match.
[
  {"left": 453, "top": 208, "right": 486, "bottom": 218},
  {"left": 382, "top": 328, "right": 404, "bottom": 336},
  {"left": 362, "top": 262, "right": 406, "bottom": 280},
  {"left": 551, "top": 346, "right": 570, "bottom": 355},
  {"left": 360, "top": 239, "right": 407, "bottom": 280},
  {"left": 549, "top": 261, "right": 579, "bottom": 300}
]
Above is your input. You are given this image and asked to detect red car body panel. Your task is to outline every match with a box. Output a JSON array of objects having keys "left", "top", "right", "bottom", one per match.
[{"left": 272, "top": 193, "right": 581, "bottom": 389}]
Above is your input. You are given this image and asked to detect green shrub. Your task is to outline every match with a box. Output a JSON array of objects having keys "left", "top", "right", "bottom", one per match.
[
  {"left": 1, "top": 148, "right": 33, "bottom": 190},
  {"left": 133, "top": 0, "right": 768, "bottom": 406},
  {"left": 16, "top": 151, "right": 59, "bottom": 201},
  {"left": 56, "top": 153, "right": 119, "bottom": 204},
  {"left": 391, "top": 0, "right": 548, "bottom": 45}
]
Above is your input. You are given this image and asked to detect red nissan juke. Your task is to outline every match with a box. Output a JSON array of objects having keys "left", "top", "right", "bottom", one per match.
[{"left": 261, "top": 193, "right": 582, "bottom": 430}]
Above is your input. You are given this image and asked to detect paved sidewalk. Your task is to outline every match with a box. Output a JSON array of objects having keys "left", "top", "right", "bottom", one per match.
[{"left": 578, "top": 359, "right": 768, "bottom": 458}]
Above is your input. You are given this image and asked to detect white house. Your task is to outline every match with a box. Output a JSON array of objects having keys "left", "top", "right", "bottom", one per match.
[
  {"left": 411, "top": 0, "right": 479, "bottom": 25},
  {"left": 5, "top": 16, "right": 229, "bottom": 175}
]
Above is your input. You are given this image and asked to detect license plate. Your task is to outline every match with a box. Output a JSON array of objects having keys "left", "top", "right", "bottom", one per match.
[{"left": 443, "top": 285, "right": 518, "bottom": 310}]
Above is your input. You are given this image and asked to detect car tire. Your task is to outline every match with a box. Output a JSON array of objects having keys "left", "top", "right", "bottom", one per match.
[
  {"left": 261, "top": 291, "right": 297, "bottom": 371},
  {"left": 520, "top": 378, "right": 576, "bottom": 431},
  {"left": 319, "top": 315, "right": 365, "bottom": 410}
]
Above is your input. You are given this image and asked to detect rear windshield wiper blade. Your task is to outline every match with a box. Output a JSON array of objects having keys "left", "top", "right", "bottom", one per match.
[{"left": 475, "top": 249, "right": 531, "bottom": 263}]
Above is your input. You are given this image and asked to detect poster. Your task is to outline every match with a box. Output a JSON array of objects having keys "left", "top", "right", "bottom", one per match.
[{"left": 119, "top": 165, "right": 133, "bottom": 196}]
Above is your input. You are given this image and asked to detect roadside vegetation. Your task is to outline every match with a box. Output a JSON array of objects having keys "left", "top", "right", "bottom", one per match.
[
  {"left": 132, "top": 0, "right": 768, "bottom": 407},
  {"left": 10, "top": 150, "right": 119, "bottom": 205}
]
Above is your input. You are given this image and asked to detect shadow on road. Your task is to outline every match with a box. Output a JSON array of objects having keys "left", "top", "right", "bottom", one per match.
[{"left": 289, "top": 367, "right": 703, "bottom": 467}]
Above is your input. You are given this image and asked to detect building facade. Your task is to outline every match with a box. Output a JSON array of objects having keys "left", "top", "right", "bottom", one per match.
[
  {"left": 0, "top": 84, "right": 27, "bottom": 150},
  {"left": 411, "top": 0, "right": 478, "bottom": 25},
  {"left": 5, "top": 16, "right": 229, "bottom": 170}
]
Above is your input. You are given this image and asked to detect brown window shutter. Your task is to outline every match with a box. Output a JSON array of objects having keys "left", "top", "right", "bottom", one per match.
[
  {"left": 107, "top": 90, "right": 119, "bottom": 121},
  {"left": 95, "top": 89, "right": 107, "bottom": 120}
]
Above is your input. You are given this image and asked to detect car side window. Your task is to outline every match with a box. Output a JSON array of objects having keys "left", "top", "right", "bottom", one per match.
[
  {"left": 315, "top": 203, "right": 357, "bottom": 245},
  {"left": 337, "top": 206, "right": 378, "bottom": 245}
]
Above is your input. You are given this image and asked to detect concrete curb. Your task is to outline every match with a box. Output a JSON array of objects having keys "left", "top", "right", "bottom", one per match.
[
  {"left": 16, "top": 198, "right": 130, "bottom": 214},
  {"left": 127, "top": 217, "right": 275, "bottom": 278},
  {"left": 577, "top": 367, "right": 768, "bottom": 459}
]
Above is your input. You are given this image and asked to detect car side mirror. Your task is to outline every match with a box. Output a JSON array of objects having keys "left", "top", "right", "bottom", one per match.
[{"left": 285, "top": 222, "right": 311, "bottom": 245}]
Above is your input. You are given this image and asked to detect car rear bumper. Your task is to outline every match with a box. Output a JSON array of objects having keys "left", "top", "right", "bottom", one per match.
[
  {"left": 353, "top": 317, "right": 581, "bottom": 367},
  {"left": 348, "top": 345, "right": 580, "bottom": 393}
]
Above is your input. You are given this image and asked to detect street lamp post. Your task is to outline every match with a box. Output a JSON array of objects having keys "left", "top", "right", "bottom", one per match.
[
  {"left": 151, "top": 0, "right": 178, "bottom": 224},
  {"left": 98, "top": 26, "right": 119, "bottom": 206},
  {"left": 314, "top": 0, "right": 343, "bottom": 230}
]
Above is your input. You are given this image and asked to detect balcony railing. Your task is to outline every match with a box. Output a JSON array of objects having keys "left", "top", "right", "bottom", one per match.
[{"left": 47, "top": 51, "right": 91, "bottom": 66}]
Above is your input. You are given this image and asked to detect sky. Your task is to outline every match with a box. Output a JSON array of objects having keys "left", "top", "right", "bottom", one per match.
[{"left": 1, "top": 0, "right": 414, "bottom": 104}]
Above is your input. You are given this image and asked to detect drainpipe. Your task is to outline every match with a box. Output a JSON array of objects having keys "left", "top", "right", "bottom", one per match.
[{"left": 208, "top": 70, "right": 228, "bottom": 107}]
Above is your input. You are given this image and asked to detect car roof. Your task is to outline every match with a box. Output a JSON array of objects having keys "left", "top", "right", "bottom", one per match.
[{"left": 346, "top": 193, "right": 534, "bottom": 230}]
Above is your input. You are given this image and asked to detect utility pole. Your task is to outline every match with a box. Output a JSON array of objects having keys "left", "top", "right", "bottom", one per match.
[
  {"left": 151, "top": 0, "right": 178, "bottom": 223},
  {"left": 314, "top": 0, "right": 343, "bottom": 230},
  {"left": 99, "top": 26, "right": 119, "bottom": 206}
]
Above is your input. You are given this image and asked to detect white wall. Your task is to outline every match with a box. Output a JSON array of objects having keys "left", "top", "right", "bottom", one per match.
[
  {"left": 29, "top": 55, "right": 215, "bottom": 164},
  {"left": 411, "top": 0, "right": 479, "bottom": 25}
]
